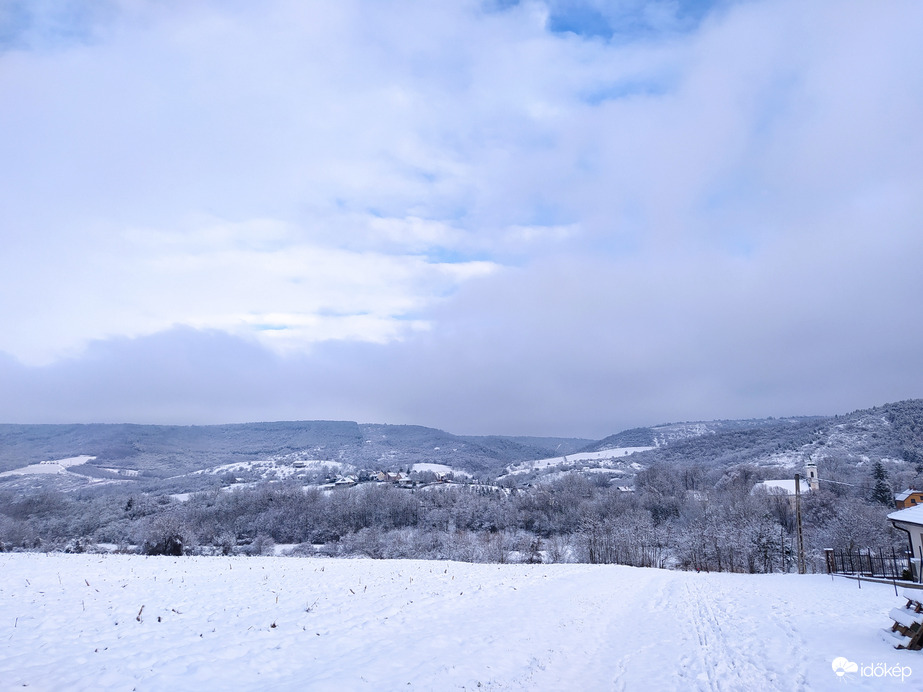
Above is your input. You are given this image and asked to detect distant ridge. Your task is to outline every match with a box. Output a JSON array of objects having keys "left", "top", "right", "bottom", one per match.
[
  {"left": 1, "top": 399, "right": 922, "bottom": 492},
  {"left": 0, "top": 420, "right": 588, "bottom": 479},
  {"left": 582, "top": 417, "right": 821, "bottom": 454}
]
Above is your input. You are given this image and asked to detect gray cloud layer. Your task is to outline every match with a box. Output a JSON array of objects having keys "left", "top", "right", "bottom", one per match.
[{"left": 1, "top": 0, "right": 922, "bottom": 436}]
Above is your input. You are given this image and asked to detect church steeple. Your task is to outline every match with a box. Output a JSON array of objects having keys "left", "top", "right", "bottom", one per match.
[{"left": 805, "top": 461, "right": 819, "bottom": 492}]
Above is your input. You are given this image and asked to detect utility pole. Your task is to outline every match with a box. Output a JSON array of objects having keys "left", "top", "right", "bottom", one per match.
[{"left": 795, "top": 473, "right": 806, "bottom": 574}]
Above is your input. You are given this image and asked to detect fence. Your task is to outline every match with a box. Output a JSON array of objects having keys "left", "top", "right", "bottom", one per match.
[{"left": 824, "top": 547, "right": 913, "bottom": 580}]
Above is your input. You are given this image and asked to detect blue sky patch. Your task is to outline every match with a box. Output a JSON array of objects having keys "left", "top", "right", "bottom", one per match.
[
  {"left": 548, "top": 4, "right": 613, "bottom": 39},
  {"left": 545, "top": 0, "right": 725, "bottom": 42},
  {"left": 582, "top": 77, "right": 674, "bottom": 105},
  {"left": 0, "top": 0, "right": 115, "bottom": 51}
]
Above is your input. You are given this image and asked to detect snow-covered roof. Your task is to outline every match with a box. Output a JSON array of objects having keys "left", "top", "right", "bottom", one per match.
[
  {"left": 895, "top": 489, "right": 923, "bottom": 502},
  {"left": 751, "top": 479, "right": 811, "bottom": 496},
  {"left": 888, "top": 504, "right": 923, "bottom": 526}
]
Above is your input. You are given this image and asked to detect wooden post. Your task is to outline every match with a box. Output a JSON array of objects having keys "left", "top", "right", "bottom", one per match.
[
  {"left": 795, "top": 474, "right": 806, "bottom": 575},
  {"left": 855, "top": 549, "right": 862, "bottom": 588},
  {"left": 781, "top": 525, "right": 786, "bottom": 573}
]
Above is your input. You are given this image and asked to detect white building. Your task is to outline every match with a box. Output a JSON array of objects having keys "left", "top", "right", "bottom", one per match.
[
  {"left": 889, "top": 504, "right": 923, "bottom": 578},
  {"left": 750, "top": 478, "right": 812, "bottom": 497},
  {"left": 751, "top": 462, "right": 819, "bottom": 501},
  {"left": 805, "top": 461, "right": 819, "bottom": 491}
]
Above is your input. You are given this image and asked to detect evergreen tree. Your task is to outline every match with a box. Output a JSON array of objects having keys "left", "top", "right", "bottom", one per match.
[{"left": 870, "top": 460, "right": 893, "bottom": 506}]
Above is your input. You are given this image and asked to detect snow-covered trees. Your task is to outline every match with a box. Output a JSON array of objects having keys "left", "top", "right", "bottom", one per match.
[
  {"left": 139, "top": 512, "right": 192, "bottom": 556},
  {"left": 0, "top": 460, "right": 908, "bottom": 572}
]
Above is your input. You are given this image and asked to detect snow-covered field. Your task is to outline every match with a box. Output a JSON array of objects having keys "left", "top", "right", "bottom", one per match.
[
  {"left": 504, "top": 448, "right": 653, "bottom": 476},
  {"left": 0, "top": 554, "right": 916, "bottom": 691},
  {"left": 0, "top": 455, "right": 97, "bottom": 478},
  {"left": 411, "top": 462, "right": 471, "bottom": 478}
]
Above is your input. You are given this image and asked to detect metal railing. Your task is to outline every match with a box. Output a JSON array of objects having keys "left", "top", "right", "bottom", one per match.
[{"left": 824, "top": 547, "right": 913, "bottom": 580}]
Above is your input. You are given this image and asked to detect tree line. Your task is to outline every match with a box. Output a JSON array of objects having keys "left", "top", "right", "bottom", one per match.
[{"left": 1, "top": 450, "right": 915, "bottom": 573}]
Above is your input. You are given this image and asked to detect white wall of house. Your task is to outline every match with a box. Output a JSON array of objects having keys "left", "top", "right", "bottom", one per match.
[{"left": 889, "top": 504, "right": 923, "bottom": 579}]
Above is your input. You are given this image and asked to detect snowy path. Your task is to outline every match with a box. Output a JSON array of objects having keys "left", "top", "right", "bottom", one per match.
[{"left": 0, "top": 554, "right": 915, "bottom": 691}]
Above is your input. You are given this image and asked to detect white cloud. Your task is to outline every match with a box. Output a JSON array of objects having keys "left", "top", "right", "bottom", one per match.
[
  {"left": 0, "top": 0, "right": 922, "bottom": 432},
  {"left": 0, "top": 214, "right": 499, "bottom": 365}
]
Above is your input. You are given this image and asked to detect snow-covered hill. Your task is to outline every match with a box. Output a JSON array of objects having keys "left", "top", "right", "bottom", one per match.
[
  {"left": 0, "top": 422, "right": 581, "bottom": 487},
  {"left": 0, "top": 553, "right": 915, "bottom": 690},
  {"left": 2, "top": 400, "right": 922, "bottom": 496},
  {"left": 583, "top": 417, "right": 822, "bottom": 454},
  {"left": 502, "top": 448, "right": 652, "bottom": 478}
]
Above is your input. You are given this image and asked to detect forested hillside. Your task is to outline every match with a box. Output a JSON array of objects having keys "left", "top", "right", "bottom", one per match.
[
  {"left": 0, "top": 422, "right": 586, "bottom": 480},
  {"left": 2, "top": 400, "right": 923, "bottom": 573}
]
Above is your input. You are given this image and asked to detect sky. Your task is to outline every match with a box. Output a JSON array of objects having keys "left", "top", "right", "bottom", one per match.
[{"left": 1, "top": 0, "right": 922, "bottom": 438}]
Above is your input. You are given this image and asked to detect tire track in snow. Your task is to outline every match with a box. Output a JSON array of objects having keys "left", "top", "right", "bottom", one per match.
[{"left": 679, "top": 577, "right": 770, "bottom": 691}]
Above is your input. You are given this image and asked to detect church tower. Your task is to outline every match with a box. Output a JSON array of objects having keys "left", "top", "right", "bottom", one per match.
[{"left": 805, "top": 461, "right": 819, "bottom": 492}]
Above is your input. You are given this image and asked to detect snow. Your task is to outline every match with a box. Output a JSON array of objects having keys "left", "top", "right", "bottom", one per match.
[
  {"left": 888, "top": 607, "right": 923, "bottom": 629},
  {"left": 0, "top": 554, "right": 917, "bottom": 691},
  {"left": 751, "top": 479, "right": 812, "bottom": 496},
  {"left": 763, "top": 452, "right": 811, "bottom": 468},
  {"left": 880, "top": 628, "right": 912, "bottom": 649},
  {"left": 504, "top": 448, "right": 653, "bottom": 476},
  {"left": 889, "top": 504, "right": 923, "bottom": 525},
  {"left": 194, "top": 459, "right": 348, "bottom": 480},
  {"left": 0, "top": 455, "right": 96, "bottom": 478},
  {"left": 411, "top": 462, "right": 471, "bottom": 478}
]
